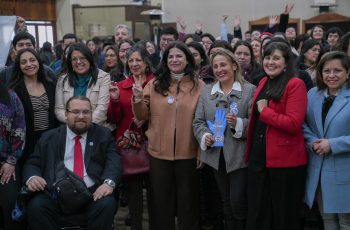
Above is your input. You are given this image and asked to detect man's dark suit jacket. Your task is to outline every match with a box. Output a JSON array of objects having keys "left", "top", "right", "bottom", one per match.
[{"left": 23, "top": 124, "right": 122, "bottom": 191}]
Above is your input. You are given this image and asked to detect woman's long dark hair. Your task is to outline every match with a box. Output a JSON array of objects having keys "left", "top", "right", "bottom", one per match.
[
  {"left": 65, "top": 43, "right": 98, "bottom": 88},
  {"left": 58, "top": 44, "right": 72, "bottom": 76},
  {"left": 0, "top": 81, "right": 10, "bottom": 105},
  {"left": 339, "top": 32, "right": 350, "bottom": 55},
  {"left": 296, "top": 39, "right": 322, "bottom": 69},
  {"left": 233, "top": 40, "right": 263, "bottom": 84},
  {"left": 310, "top": 24, "right": 326, "bottom": 43},
  {"left": 187, "top": 41, "right": 209, "bottom": 69},
  {"left": 86, "top": 39, "right": 99, "bottom": 64},
  {"left": 154, "top": 41, "right": 197, "bottom": 96},
  {"left": 103, "top": 45, "right": 118, "bottom": 72},
  {"left": 263, "top": 42, "right": 295, "bottom": 101},
  {"left": 9, "top": 48, "right": 48, "bottom": 89},
  {"left": 117, "top": 39, "right": 135, "bottom": 75}
]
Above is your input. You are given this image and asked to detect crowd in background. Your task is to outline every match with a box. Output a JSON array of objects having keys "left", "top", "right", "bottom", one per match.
[{"left": 1, "top": 2, "right": 350, "bottom": 230}]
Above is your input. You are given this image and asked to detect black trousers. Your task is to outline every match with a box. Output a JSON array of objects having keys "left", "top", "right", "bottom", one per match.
[
  {"left": 213, "top": 154, "right": 247, "bottom": 230},
  {"left": 246, "top": 164, "right": 306, "bottom": 230},
  {"left": 27, "top": 192, "right": 116, "bottom": 230},
  {"left": 199, "top": 165, "right": 223, "bottom": 229},
  {"left": 149, "top": 156, "right": 200, "bottom": 230},
  {"left": 0, "top": 165, "right": 25, "bottom": 230},
  {"left": 125, "top": 173, "right": 153, "bottom": 230}
]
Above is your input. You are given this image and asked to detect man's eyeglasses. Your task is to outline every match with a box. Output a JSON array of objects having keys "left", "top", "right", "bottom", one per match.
[
  {"left": 67, "top": 109, "right": 92, "bottom": 116},
  {"left": 160, "top": 37, "right": 176, "bottom": 43}
]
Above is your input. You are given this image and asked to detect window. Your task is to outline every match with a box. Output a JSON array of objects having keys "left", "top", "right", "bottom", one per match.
[{"left": 26, "top": 21, "right": 55, "bottom": 48}]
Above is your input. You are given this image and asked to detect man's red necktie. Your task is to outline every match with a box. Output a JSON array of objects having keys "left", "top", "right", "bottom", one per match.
[{"left": 74, "top": 135, "right": 84, "bottom": 179}]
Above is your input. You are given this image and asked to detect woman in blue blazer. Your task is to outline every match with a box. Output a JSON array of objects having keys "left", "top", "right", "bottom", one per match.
[{"left": 303, "top": 51, "right": 350, "bottom": 230}]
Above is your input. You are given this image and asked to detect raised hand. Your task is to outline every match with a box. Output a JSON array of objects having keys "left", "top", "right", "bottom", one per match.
[
  {"left": 176, "top": 16, "right": 187, "bottom": 33},
  {"left": 233, "top": 16, "right": 241, "bottom": 29},
  {"left": 283, "top": 1, "right": 295, "bottom": 14},
  {"left": 269, "top": 15, "right": 279, "bottom": 28},
  {"left": 222, "top": 15, "right": 228, "bottom": 23},
  {"left": 109, "top": 82, "right": 120, "bottom": 100},
  {"left": 195, "top": 20, "right": 202, "bottom": 33},
  {"left": 16, "top": 16, "right": 26, "bottom": 31}
]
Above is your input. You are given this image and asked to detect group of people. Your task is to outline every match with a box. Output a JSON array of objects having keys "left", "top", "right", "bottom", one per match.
[{"left": 0, "top": 6, "right": 350, "bottom": 230}]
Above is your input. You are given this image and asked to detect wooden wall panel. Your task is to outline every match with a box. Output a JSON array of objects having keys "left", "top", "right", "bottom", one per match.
[
  {"left": 0, "top": 0, "right": 56, "bottom": 21},
  {"left": 0, "top": 0, "right": 15, "bottom": 15},
  {"left": 249, "top": 16, "right": 300, "bottom": 34},
  {"left": 303, "top": 13, "right": 350, "bottom": 33}
]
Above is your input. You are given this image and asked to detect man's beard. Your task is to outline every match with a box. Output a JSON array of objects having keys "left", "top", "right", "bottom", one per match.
[{"left": 70, "top": 121, "right": 91, "bottom": 135}]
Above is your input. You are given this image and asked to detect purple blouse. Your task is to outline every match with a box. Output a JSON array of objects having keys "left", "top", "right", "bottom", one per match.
[{"left": 0, "top": 90, "right": 26, "bottom": 165}]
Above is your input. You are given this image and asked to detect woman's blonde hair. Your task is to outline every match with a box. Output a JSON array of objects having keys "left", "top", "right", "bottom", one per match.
[{"left": 209, "top": 48, "right": 245, "bottom": 84}]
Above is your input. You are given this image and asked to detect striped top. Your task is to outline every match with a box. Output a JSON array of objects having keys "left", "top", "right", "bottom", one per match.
[{"left": 30, "top": 93, "right": 49, "bottom": 131}]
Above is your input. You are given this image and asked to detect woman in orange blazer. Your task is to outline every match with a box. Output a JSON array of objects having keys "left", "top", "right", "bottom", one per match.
[{"left": 245, "top": 41, "right": 308, "bottom": 230}]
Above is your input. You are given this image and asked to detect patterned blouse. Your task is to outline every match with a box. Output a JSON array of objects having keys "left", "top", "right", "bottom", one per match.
[{"left": 0, "top": 90, "right": 26, "bottom": 165}]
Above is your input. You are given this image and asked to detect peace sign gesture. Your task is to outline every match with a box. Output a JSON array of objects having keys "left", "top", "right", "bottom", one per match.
[
  {"left": 132, "top": 76, "right": 144, "bottom": 99},
  {"left": 283, "top": 1, "right": 294, "bottom": 14}
]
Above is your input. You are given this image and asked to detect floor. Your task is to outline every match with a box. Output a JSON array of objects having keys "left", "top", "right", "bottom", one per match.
[
  {"left": 114, "top": 188, "right": 150, "bottom": 230},
  {"left": 0, "top": 190, "right": 324, "bottom": 230},
  {"left": 113, "top": 189, "right": 324, "bottom": 230},
  {"left": 114, "top": 205, "right": 149, "bottom": 230}
]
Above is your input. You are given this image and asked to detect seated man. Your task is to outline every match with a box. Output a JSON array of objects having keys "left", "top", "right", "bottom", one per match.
[{"left": 23, "top": 95, "right": 121, "bottom": 230}]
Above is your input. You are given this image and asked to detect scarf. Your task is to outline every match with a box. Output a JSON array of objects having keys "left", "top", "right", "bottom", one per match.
[
  {"left": 74, "top": 75, "right": 91, "bottom": 96},
  {"left": 170, "top": 72, "right": 185, "bottom": 81}
]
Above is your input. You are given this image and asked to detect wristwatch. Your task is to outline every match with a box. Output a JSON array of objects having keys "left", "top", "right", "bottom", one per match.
[{"left": 104, "top": 179, "right": 116, "bottom": 188}]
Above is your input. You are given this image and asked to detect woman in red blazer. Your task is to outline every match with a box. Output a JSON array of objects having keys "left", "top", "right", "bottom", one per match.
[
  {"left": 107, "top": 46, "right": 154, "bottom": 230},
  {"left": 245, "top": 41, "right": 307, "bottom": 230}
]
